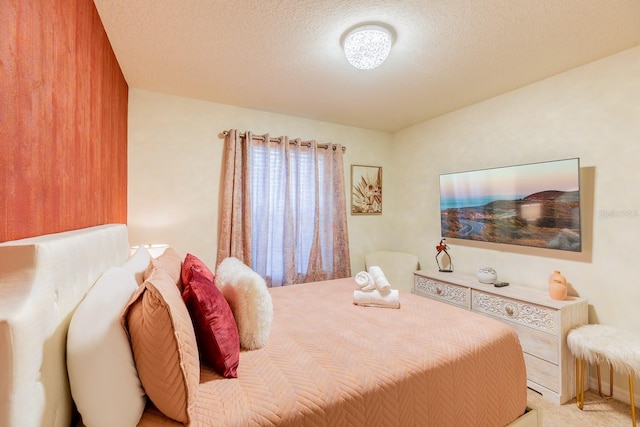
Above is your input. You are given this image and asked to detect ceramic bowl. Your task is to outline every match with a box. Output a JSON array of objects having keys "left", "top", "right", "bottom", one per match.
[{"left": 476, "top": 267, "right": 497, "bottom": 284}]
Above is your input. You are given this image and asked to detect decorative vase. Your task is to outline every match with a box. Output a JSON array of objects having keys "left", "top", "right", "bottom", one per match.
[
  {"left": 548, "top": 270, "right": 567, "bottom": 300},
  {"left": 476, "top": 267, "right": 498, "bottom": 284}
]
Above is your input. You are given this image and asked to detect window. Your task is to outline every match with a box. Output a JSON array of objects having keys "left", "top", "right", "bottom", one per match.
[{"left": 217, "top": 130, "right": 351, "bottom": 287}]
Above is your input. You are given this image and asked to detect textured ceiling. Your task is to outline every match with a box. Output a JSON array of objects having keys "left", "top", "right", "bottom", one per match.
[{"left": 93, "top": 0, "right": 640, "bottom": 133}]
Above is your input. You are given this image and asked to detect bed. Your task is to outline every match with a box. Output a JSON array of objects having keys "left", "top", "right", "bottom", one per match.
[{"left": 0, "top": 225, "right": 540, "bottom": 426}]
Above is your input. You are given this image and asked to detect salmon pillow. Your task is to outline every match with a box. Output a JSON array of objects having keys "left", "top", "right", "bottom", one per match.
[
  {"left": 122, "top": 267, "right": 199, "bottom": 424},
  {"left": 144, "top": 247, "right": 183, "bottom": 291}
]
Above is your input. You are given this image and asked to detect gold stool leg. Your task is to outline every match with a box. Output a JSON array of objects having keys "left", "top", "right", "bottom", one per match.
[
  {"left": 576, "top": 358, "right": 585, "bottom": 410},
  {"left": 629, "top": 375, "right": 636, "bottom": 427},
  {"left": 597, "top": 363, "right": 614, "bottom": 399}
]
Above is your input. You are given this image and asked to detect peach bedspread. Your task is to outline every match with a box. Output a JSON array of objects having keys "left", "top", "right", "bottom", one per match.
[{"left": 138, "top": 278, "right": 527, "bottom": 427}]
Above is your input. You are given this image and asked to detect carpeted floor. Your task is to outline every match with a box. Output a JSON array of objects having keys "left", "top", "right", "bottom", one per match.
[{"left": 526, "top": 388, "right": 635, "bottom": 426}]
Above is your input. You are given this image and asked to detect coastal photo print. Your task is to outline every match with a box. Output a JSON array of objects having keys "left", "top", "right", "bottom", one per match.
[
  {"left": 439, "top": 158, "right": 581, "bottom": 251},
  {"left": 351, "top": 164, "right": 382, "bottom": 215}
]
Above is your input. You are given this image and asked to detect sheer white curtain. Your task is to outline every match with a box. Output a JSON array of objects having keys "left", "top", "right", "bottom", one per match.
[{"left": 217, "top": 130, "right": 351, "bottom": 287}]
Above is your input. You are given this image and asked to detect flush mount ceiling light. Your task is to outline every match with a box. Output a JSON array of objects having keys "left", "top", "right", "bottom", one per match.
[{"left": 343, "top": 24, "right": 393, "bottom": 70}]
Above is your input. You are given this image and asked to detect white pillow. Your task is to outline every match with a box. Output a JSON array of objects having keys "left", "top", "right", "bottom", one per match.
[
  {"left": 122, "top": 245, "right": 152, "bottom": 285},
  {"left": 67, "top": 267, "right": 146, "bottom": 427},
  {"left": 215, "top": 257, "right": 273, "bottom": 350}
]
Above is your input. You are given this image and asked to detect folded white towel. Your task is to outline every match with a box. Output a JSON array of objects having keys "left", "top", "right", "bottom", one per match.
[
  {"left": 353, "top": 289, "right": 400, "bottom": 309},
  {"left": 368, "top": 266, "right": 391, "bottom": 293},
  {"left": 354, "top": 271, "right": 375, "bottom": 291}
]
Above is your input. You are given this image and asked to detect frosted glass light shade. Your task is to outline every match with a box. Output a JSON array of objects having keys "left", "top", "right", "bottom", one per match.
[{"left": 343, "top": 25, "right": 393, "bottom": 70}]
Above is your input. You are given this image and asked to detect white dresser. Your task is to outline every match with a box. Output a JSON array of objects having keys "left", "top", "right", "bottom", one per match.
[{"left": 413, "top": 270, "right": 588, "bottom": 404}]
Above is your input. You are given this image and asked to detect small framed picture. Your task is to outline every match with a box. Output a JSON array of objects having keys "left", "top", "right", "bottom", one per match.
[{"left": 351, "top": 165, "right": 382, "bottom": 215}]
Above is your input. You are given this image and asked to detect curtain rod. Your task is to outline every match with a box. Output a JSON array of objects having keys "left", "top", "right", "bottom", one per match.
[{"left": 219, "top": 130, "right": 346, "bottom": 152}]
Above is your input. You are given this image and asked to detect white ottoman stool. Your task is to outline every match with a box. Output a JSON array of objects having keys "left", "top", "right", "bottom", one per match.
[{"left": 567, "top": 324, "right": 640, "bottom": 426}]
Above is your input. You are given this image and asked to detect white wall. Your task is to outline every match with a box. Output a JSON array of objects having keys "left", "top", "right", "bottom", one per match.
[
  {"left": 127, "top": 90, "right": 392, "bottom": 273},
  {"left": 389, "top": 46, "right": 640, "bottom": 327},
  {"left": 388, "top": 46, "right": 640, "bottom": 403}
]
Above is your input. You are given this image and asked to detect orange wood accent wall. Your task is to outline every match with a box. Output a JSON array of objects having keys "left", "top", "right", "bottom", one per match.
[{"left": 0, "top": 0, "right": 128, "bottom": 242}]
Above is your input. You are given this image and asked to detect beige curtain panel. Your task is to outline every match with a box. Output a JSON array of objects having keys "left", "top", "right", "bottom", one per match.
[{"left": 217, "top": 129, "right": 351, "bottom": 286}]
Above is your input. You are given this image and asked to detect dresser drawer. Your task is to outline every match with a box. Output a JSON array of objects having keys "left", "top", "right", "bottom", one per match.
[
  {"left": 471, "top": 289, "right": 560, "bottom": 335},
  {"left": 413, "top": 276, "right": 470, "bottom": 309},
  {"left": 524, "top": 352, "right": 560, "bottom": 393},
  {"left": 503, "top": 320, "right": 559, "bottom": 365}
]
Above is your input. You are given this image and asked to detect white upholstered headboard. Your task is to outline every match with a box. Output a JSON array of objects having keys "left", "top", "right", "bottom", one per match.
[{"left": 0, "top": 224, "right": 130, "bottom": 427}]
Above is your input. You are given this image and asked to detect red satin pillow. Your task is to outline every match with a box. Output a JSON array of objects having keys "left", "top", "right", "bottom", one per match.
[
  {"left": 182, "top": 268, "right": 239, "bottom": 378},
  {"left": 181, "top": 253, "right": 215, "bottom": 285}
]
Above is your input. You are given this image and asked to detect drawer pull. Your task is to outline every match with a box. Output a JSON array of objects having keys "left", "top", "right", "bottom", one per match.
[
  {"left": 436, "top": 286, "right": 443, "bottom": 295},
  {"left": 504, "top": 303, "right": 516, "bottom": 317}
]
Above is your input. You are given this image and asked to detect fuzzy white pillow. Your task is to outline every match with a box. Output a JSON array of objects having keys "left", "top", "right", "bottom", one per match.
[{"left": 215, "top": 257, "right": 273, "bottom": 350}]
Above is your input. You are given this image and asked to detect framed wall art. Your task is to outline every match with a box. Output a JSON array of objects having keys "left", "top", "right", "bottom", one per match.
[
  {"left": 351, "top": 164, "right": 382, "bottom": 215},
  {"left": 439, "top": 158, "right": 581, "bottom": 252}
]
